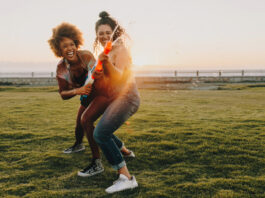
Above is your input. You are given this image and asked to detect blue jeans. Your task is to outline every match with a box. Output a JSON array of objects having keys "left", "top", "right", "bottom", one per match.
[{"left": 93, "top": 84, "right": 140, "bottom": 170}]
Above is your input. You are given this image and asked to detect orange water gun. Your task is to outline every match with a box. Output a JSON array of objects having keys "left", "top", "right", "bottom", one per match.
[
  {"left": 80, "top": 42, "right": 112, "bottom": 100},
  {"left": 83, "top": 41, "right": 112, "bottom": 87},
  {"left": 84, "top": 25, "right": 118, "bottom": 86},
  {"left": 93, "top": 41, "right": 112, "bottom": 74}
]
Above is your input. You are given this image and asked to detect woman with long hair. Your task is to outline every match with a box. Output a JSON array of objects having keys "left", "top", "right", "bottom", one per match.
[{"left": 91, "top": 11, "right": 140, "bottom": 193}]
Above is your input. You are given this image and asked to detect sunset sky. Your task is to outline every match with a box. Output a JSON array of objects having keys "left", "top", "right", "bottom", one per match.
[{"left": 1, "top": 0, "right": 265, "bottom": 71}]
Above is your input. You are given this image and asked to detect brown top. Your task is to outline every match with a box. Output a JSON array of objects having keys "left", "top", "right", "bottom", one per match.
[
  {"left": 56, "top": 50, "right": 95, "bottom": 92},
  {"left": 56, "top": 50, "right": 111, "bottom": 98}
]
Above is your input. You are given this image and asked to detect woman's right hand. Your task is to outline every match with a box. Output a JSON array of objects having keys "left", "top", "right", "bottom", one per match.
[
  {"left": 98, "top": 52, "right": 109, "bottom": 64},
  {"left": 75, "top": 84, "right": 92, "bottom": 95}
]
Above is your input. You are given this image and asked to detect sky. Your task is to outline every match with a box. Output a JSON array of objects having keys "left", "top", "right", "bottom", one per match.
[{"left": 0, "top": 0, "right": 265, "bottom": 72}]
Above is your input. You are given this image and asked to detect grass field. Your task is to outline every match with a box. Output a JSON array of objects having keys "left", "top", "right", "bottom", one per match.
[{"left": 0, "top": 85, "right": 265, "bottom": 198}]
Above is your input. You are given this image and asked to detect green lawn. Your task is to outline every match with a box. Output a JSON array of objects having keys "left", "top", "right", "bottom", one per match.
[{"left": 0, "top": 86, "right": 265, "bottom": 198}]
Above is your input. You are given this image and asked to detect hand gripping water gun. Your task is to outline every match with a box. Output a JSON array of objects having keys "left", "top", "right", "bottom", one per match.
[
  {"left": 81, "top": 25, "right": 118, "bottom": 99},
  {"left": 80, "top": 42, "right": 112, "bottom": 100},
  {"left": 83, "top": 41, "right": 112, "bottom": 86}
]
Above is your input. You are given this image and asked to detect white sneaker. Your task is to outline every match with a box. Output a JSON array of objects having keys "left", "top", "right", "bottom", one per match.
[{"left": 105, "top": 174, "right": 138, "bottom": 194}]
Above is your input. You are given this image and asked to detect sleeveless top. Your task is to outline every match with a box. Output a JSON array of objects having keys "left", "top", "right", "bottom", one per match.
[
  {"left": 107, "top": 42, "right": 138, "bottom": 99},
  {"left": 56, "top": 50, "right": 95, "bottom": 90}
]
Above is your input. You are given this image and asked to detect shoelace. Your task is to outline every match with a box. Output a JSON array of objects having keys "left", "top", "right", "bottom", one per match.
[
  {"left": 67, "top": 144, "right": 80, "bottom": 151},
  {"left": 113, "top": 175, "right": 129, "bottom": 184},
  {"left": 83, "top": 163, "right": 95, "bottom": 172},
  {"left": 65, "top": 146, "right": 75, "bottom": 151},
  {"left": 113, "top": 178, "right": 125, "bottom": 185},
  {"left": 113, "top": 174, "right": 120, "bottom": 184},
  {"left": 113, "top": 179, "right": 119, "bottom": 184}
]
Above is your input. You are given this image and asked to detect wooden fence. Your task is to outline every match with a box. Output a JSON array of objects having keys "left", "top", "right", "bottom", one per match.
[{"left": 0, "top": 70, "right": 265, "bottom": 78}]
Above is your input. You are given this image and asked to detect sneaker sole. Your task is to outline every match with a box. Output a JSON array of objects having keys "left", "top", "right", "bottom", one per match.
[
  {"left": 77, "top": 168, "right": 104, "bottom": 177},
  {"left": 123, "top": 154, "right": 135, "bottom": 158},
  {"left": 106, "top": 183, "right": 138, "bottom": 194},
  {"left": 63, "top": 147, "right": 85, "bottom": 154}
]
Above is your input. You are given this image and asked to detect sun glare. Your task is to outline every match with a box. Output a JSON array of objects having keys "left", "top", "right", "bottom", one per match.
[{"left": 132, "top": 54, "right": 152, "bottom": 67}]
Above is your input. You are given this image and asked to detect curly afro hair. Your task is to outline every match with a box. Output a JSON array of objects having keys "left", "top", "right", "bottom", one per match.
[{"left": 48, "top": 22, "right": 84, "bottom": 57}]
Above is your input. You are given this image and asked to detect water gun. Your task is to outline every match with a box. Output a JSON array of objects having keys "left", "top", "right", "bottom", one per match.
[
  {"left": 81, "top": 25, "right": 118, "bottom": 100},
  {"left": 84, "top": 41, "right": 112, "bottom": 85},
  {"left": 80, "top": 41, "right": 112, "bottom": 99}
]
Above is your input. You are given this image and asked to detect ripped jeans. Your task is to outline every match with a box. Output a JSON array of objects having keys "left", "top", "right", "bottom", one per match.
[{"left": 93, "top": 84, "right": 140, "bottom": 170}]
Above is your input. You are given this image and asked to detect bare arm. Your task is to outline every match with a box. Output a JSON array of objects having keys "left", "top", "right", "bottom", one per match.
[
  {"left": 98, "top": 53, "right": 122, "bottom": 80},
  {"left": 98, "top": 46, "right": 131, "bottom": 82},
  {"left": 57, "top": 78, "right": 92, "bottom": 100}
]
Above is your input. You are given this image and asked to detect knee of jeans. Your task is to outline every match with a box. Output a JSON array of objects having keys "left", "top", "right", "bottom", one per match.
[{"left": 93, "top": 129, "right": 103, "bottom": 144}]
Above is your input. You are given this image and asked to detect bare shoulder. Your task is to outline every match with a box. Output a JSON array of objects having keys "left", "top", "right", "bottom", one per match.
[
  {"left": 113, "top": 44, "right": 130, "bottom": 58},
  {"left": 78, "top": 50, "right": 96, "bottom": 70},
  {"left": 56, "top": 59, "right": 64, "bottom": 67},
  {"left": 56, "top": 59, "right": 65, "bottom": 73},
  {"left": 79, "top": 50, "right": 95, "bottom": 61},
  {"left": 111, "top": 43, "right": 132, "bottom": 69}
]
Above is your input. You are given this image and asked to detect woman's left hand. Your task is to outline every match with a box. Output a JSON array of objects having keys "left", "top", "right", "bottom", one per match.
[{"left": 93, "top": 69, "right": 104, "bottom": 79}]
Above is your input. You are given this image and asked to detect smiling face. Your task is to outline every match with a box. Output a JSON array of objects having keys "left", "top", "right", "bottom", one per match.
[
  {"left": 59, "top": 37, "right": 78, "bottom": 63},
  {"left": 96, "top": 24, "right": 113, "bottom": 47}
]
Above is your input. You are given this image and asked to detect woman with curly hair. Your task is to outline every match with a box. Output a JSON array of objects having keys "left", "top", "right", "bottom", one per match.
[
  {"left": 86, "top": 11, "right": 141, "bottom": 193},
  {"left": 48, "top": 22, "right": 92, "bottom": 152},
  {"left": 48, "top": 22, "right": 109, "bottom": 176}
]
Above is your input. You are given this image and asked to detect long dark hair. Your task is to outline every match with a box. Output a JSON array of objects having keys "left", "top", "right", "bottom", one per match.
[{"left": 93, "top": 11, "right": 125, "bottom": 53}]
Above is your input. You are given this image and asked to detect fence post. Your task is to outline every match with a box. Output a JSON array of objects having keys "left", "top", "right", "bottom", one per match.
[
  {"left": 242, "top": 70, "right": 244, "bottom": 76},
  {"left": 219, "top": 70, "right": 222, "bottom": 77},
  {"left": 31, "top": 72, "right": 34, "bottom": 78},
  {"left": 51, "top": 72, "right": 54, "bottom": 78},
  {"left": 196, "top": 70, "right": 199, "bottom": 77},
  {"left": 174, "top": 70, "right": 177, "bottom": 77}
]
